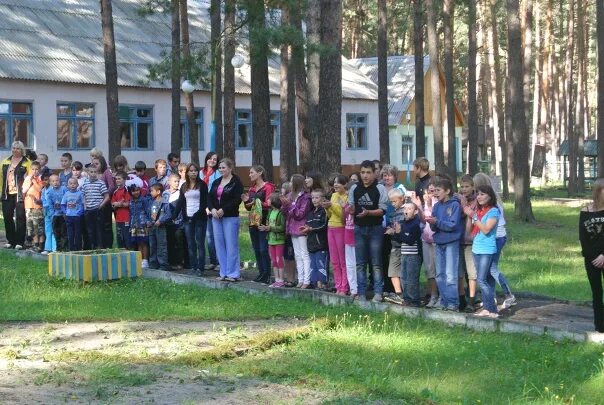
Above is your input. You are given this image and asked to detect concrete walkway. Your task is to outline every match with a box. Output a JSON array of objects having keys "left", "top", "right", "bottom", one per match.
[{"left": 7, "top": 246, "right": 604, "bottom": 345}]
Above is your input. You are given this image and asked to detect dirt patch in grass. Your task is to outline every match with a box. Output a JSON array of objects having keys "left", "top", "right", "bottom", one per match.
[{"left": 0, "top": 320, "right": 330, "bottom": 404}]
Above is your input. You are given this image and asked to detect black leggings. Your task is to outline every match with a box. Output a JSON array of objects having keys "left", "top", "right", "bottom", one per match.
[
  {"left": 585, "top": 259, "right": 604, "bottom": 333},
  {"left": 2, "top": 194, "right": 26, "bottom": 246}
]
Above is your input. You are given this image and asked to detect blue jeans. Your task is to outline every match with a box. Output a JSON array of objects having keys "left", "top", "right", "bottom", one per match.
[
  {"left": 116, "top": 222, "right": 131, "bottom": 249},
  {"left": 213, "top": 217, "right": 241, "bottom": 278},
  {"left": 401, "top": 254, "right": 421, "bottom": 305},
  {"left": 65, "top": 215, "right": 82, "bottom": 251},
  {"left": 435, "top": 241, "right": 460, "bottom": 309},
  {"left": 206, "top": 217, "right": 218, "bottom": 265},
  {"left": 490, "top": 236, "right": 512, "bottom": 295},
  {"left": 310, "top": 250, "right": 328, "bottom": 285},
  {"left": 355, "top": 224, "right": 384, "bottom": 296},
  {"left": 149, "top": 226, "right": 168, "bottom": 269},
  {"left": 474, "top": 253, "right": 497, "bottom": 313},
  {"left": 250, "top": 227, "right": 271, "bottom": 282},
  {"left": 84, "top": 208, "right": 104, "bottom": 249},
  {"left": 184, "top": 217, "right": 207, "bottom": 271}
]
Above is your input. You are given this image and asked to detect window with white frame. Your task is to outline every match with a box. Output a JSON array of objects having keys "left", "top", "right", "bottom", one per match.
[
  {"left": 401, "top": 135, "right": 414, "bottom": 165},
  {"left": 346, "top": 113, "right": 367, "bottom": 149},
  {"left": 235, "top": 110, "right": 281, "bottom": 149},
  {"left": 119, "top": 105, "right": 153, "bottom": 150},
  {"left": 180, "top": 108, "right": 204, "bottom": 150},
  {"left": 0, "top": 101, "right": 33, "bottom": 149},
  {"left": 57, "top": 103, "right": 94, "bottom": 149}
]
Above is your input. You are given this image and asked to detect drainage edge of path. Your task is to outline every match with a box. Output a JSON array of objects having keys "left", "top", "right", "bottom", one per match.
[
  {"left": 143, "top": 269, "right": 604, "bottom": 345},
  {"left": 10, "top": 249, "right": 603, "bottom": 345}
]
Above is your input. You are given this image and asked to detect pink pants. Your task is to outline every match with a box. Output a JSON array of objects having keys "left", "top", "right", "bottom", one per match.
[
  {"left": 268, "top": 244, "right": 285, "bottom": 268},
  {"left": 328, "top": 226, "right": 348, "bottom": 293}
]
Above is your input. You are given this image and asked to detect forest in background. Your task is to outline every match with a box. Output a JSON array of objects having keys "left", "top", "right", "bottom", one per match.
[{"left": 97, "top": 0, "right": 604, "bottom": 222}]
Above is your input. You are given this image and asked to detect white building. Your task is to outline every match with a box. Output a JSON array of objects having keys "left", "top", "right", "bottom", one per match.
[{"left": 0, "top": 0, "right": 379, "bottom": 174}]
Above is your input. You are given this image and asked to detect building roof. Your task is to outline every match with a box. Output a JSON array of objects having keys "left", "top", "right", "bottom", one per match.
[
  {"left": 0, "top": 0, "right": 377, "bottom": 100},
  {"left": 558, "top": 139, "right": 599, "bottom": 157},
  {"left": 350, "top": 56, "right": 430, "bottom": 126}
]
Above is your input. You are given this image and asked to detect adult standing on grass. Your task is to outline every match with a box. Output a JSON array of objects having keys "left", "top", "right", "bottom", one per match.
[
  {"left": 208, "top": 158, "right": 243, "bottom": 282},
  {"left": 173, "top": 163, "right": 208, "bottom": 276},
  {"left": 579, "top": 178, "right": 604, "bottom": 333},
  {"left": 242, "top": 166, "right": 275, "bottom": 284},
  {"left": 200, "top": 151, "right": 221, "bottom": 271},
  {"left": 0, "top": 141, "right": 31, "bottom": 250}
]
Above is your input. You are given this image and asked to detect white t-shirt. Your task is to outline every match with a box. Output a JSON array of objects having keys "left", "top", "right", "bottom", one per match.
[{"left": 184, "top": 189, "right": 200, "bottom": 218}]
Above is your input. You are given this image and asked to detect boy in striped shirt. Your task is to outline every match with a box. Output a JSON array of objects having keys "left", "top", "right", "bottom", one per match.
[{"left": 81, "top": 166, "right": 109, "bottom": 249}]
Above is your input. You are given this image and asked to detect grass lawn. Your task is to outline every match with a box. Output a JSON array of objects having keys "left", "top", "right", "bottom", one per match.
[
  {"left": 502, "top": 198, "right": 587, "bottom": 301},
  {"left": 1, "top": 193, "right": 602, "bottom": 403},
  {"left": 0, "top": 249, "right": 603, "bottom": 402}
]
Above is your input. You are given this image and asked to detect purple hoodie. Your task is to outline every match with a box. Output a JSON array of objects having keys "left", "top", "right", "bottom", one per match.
[{"left": 282, "top": 191, "right": 311, "bottom": 236}]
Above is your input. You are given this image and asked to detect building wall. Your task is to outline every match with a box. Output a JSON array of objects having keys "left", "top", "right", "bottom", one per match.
[
  {"left": 389, "top": 124, "right": 463, "bottom": 183},
  {"left": 1, "top": 79, "right": 379, "bottom": 170}
]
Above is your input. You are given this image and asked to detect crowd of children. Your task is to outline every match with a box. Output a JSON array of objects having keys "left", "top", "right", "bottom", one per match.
[{"left": 2, "top": 139, "right": 516, "bottom": 318}]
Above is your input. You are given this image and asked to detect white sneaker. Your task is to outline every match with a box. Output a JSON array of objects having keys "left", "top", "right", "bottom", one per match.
[
  {"left": 425, "top": 296, "right": 439, "bottom": 308},
  {"left": 14, "top": 245, "right": 23, "bottom": 250},
  {"left": 141, "top": 259, "right": 149, "bottom": 269},
  {"left": 41, "top": 250, "right": 49, "bottom": 256},
  {"left": 4, "top": 243, "right": 12, "bottom": 249},
  {"left": 502, "top": 294, "right": 517, "bottom": 309}
]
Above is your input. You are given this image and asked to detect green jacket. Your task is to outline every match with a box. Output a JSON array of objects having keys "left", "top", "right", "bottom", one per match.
[{"left": 267, "top": 208, "right": 285, "bottom": 245}]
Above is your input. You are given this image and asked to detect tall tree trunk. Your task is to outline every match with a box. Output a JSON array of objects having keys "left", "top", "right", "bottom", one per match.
[
  {"left": 280, "top": 6, "right": 297, "bottom": 181},
  {"left": 467, "top": 0, "right": 478, "bottom": 175},
  {"left": 170, "top": 0, "right": 181, "bottom": 157},
  {"left": 490, "top": 0, "right": 509, "bottom": 199},
  {"left": 181, "top": 0, "right": 199, "bottom": 165},
  {"left": 576, "top": 0, "right": 585, "bottom": 193},
  {"left": 598, "top": 0, "right": 604, "bottom": 176},
  {"left": 100, "top": 0, "right": 120, "bottom": 159},
  {"left": 247, "top": 0, "right": 273, "bottom": 179},
  {"left": 426, "top": 0, "right": 445, "bottom": 174},
  {"left": 210, "top": 0, "right": 223, "bottom": 156},
  {"left": 539, "top": 0, "right": 551, "bottom": 156},
  {"left": 291, "top": 0, "right": 310, "bottom": 174},
  {"left": 377, "top": 0, "right": 390, "bottom": 163},
  {"left": 413, "top": 0, "right": 426, "bottom": 158},
  {"left": 443, "top": 0, "right": 457, "bottom": 183},
  {"left": 318, "top": 0, "right": 342, "bottom": 175},
  {"left": 507, "top": 0, "right": 535, "bottom": 222},
  {"left": 530, "top": 2, "right": 541, "bottom": 175},
  {"left": 521, "top": 0, "right": 533, "bottom": 128},
  {"left": 566, "top": 0, "right": 577, "bottom": 195},
  {"left": 223, "top": 0, "right": 236, "bottom": 161},
  {"left": 306, "top": 0, "right": 321, "bottom": 172}
]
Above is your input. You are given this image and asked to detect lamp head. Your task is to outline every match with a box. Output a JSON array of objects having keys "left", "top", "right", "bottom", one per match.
[
  {"left": 181, "top": 80, "right": 195, "bottom": 94},
  {"left": 231, "top": 54, "right": 245, "bottom": 69}
]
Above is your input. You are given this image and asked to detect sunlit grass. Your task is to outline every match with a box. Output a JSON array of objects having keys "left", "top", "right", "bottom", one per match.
[
  {"left": 0, "top": 252, "right": 339, "bottom": 322},
  {"left": 218, "top": 313, "right": 604, "bottom": 403},
  {"left": 501, "top": 199, "right": 587, "bottom": 300}
]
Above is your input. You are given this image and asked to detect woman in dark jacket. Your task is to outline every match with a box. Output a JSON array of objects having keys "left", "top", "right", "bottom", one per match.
[
  {"left": 208, "top": 158, "right": 243, "bottom": 281},
  {"left": 173, "top": 163, "right": 208, "bottom": 276},
  {"left": 580, "top": 178, "right": 604, "bottom": 333},
  {"left": 1, "top": 141, "right": 31, "bottom": 249}
]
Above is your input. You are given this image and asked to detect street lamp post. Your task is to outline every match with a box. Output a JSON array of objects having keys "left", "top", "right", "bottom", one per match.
[{"left": 405, "top": 112, "right": 412, "bottom": 182}]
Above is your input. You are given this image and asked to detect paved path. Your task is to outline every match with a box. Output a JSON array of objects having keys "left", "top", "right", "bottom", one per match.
[{"left": 5, "top": 242, "right": 604, "bottom": 345}]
